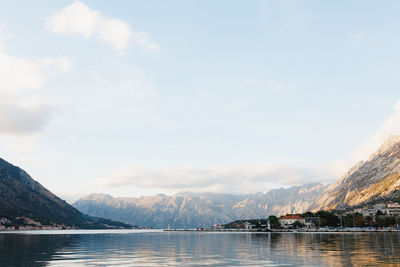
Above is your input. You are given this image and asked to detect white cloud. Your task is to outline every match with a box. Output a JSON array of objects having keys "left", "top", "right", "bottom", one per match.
[
  {"left": 351, "top": 100, "right": 400, "bottom": 162},
  {"left": 313, "top": 100, "right": 400, "bottom": 180},
  {"left": 0, "top": 97, "right": 54, "bottom": 136},
  {"left": 93, "top": 162, "right": 324, "bottom": 195},
  {"left": 0, "top": 38, "right": 57, "bottom": 136},
  {"left": 395, "top": 99, "right": 400, "bottom": 110},
  {"left": 131, "top": 31, "right": 160, "bottom": 52},
  {"left": 0, "top": 52, "right": 45, "bottom": 95},
  {"left": 316, "top": 158, "right": 355, "bottom": 182},
  {"left": 46, "top": 1, "right": 159, "bottom": 52},
  {"left": 47, "top": 1, "right": 99, "bottom": 38},
  {"left": 96, "top": 17, "right": 132, "bottom": 52},
  {"left": 93, "top": 100, "right": 400, "bottom": 195}
]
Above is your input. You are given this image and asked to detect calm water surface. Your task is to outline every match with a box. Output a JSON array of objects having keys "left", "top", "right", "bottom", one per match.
[{"left": 0, "top": 230, "right": 400, "bottom": 266}]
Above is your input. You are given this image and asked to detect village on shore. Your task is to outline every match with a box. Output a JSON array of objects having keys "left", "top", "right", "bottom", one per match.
[
  {"left": 0, "top": 217, "right": 75, "bottom": 231},
  {"left": 2, "top": 201, "right": 400, "bottom": 232},
  {"left": 0, "top": 216, "right": 137, "bottom": 231},
  {"left": 166, "top": 201, "right": 400, "bottom": 232}
]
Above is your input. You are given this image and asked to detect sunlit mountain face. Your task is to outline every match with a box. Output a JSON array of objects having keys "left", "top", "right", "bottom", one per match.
[{"left": 74, "top": 184, "right": 325, "bottom": 228}]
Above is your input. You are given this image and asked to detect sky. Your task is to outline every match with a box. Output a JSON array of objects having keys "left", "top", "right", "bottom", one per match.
[{"left": 1, "top": 0, "right": 400, "bottom": 202}]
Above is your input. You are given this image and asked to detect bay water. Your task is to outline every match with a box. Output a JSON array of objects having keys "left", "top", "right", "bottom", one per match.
[{"left": 1, "top": 230, "right": 399, "bottom": 266}]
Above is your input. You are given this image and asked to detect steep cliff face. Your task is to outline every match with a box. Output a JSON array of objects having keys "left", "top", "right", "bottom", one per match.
[
  {"left": 0, "top": 157, "right": 131, "bottom": 229},
  {"left": 313, "top": 135, "right": 400, "bottom": 210},
  {"left": 233, "top": 183, "right": 326, "bottom": 217},
  {"left": 74, "top": 183, "right": 325, "bottom": 228},
  {"left": 75, "top": 193, "right": 244, "bottom": 228}
]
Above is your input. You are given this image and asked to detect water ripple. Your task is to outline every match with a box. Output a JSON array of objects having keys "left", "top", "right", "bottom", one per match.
[{"left": 1, "top": 231, "right": 400, "bottom": 266}]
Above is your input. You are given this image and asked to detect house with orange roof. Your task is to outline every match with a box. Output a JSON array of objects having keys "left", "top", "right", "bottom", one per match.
[{"left": 279, "top": 215, "right": 305, "bottom": 226}]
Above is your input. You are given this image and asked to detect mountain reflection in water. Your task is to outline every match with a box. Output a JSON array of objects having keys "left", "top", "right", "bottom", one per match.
[{"left": 0, "top": 230, "right": 400, "bottom": 266}]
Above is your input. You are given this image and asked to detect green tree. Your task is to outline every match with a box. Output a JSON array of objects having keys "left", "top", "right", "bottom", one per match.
[
  {"left": 354, "top": 213, "right": 365, "bottom": 227},
  {"left": 365, "top": 216, "right": 374, "bottom": 227},
  {"left": 375, "top": 216, "right": 397, "bottom": 227},
  {"left": 292, "top": 221, "right": 305, "bottom": 229},
  {"left": 267, "top": 215, "right": 280, "bottom": 229},
  {"left": 316, "top": 211, "right": 339, "bottom": 227},
  {"left": 376, "top": 210, "right": 384, "bottom": 216},
  {"left": 302, "top": 211, "right": 314, "bottom": 218}
]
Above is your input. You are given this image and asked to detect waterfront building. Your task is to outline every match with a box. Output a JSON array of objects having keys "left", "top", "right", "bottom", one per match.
[
  {"left": 244, "top": 221, "right": 252, "bottom": 230},
  {"left": 212, "top": 224, "right": 224, "bottom": 229},
  {"left": 373, "top": 203, "right": 386, "bottom": 211},
  {"left": 354, "top": 202, "right": 400, "bottom": 217},
  {"left": 383, "top": 202, "right": 400, "bottom": 216},
  {"left": 279, "top": 215, "right": 305, "bottom": 226},
  {"left": 0, "top": 218, "right": 11, "bottom": 225},
  {"left": 304, "top": 217, "right": 319, "bottom": 228}
]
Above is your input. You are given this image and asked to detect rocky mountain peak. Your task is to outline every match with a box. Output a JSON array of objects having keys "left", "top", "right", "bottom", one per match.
[
  {"left": 368, "top": 135, "right": 400, "bottom": 160},
  {"left": 74, "top": 183, "right": 325, "bottom": 228},
  {"left": 313, "top": 135, "right": 400, "bottom": 210}
]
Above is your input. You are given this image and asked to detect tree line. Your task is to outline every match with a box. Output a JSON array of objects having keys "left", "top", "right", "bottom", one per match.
[{"left": 268, "top": 210, "right": 400, "bottom": 229}]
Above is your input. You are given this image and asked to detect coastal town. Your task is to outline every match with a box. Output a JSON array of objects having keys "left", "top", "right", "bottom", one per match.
[
  {"left": 0, "top": 216, "right": 135, "bottom": 231},
  {"left": 0, "top": 217, "right": 75, "bottom": 231},
  {"left": 193, "top": 201, "right": 400, "bottom": 232},
  {"left": 3, "top": 201, "right": 400, "bottom": 232}
]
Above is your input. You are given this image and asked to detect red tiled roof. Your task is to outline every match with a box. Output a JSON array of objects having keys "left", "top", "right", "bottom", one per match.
[{"left": 279, "top": 215, "right": 304, "bottom": 220}]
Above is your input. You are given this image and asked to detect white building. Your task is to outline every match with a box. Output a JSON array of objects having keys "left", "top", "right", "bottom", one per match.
[
  {"left": 354, "top": 207, "right": 376, "bottom": 217},
  {"left": 279, "top": 215, "right": 305, "bottom": 226},
  {"left": 384, "top": 202, "right": 400, "bottom": 216},
  {"left": 244, "top": 221, "right": 252, "bottom": 230}
]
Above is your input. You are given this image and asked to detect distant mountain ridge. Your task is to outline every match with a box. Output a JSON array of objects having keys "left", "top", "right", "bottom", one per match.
[
  {"left": 0, "top": 157, "right": 131, "bottom": 229},
  {"left": 74, "top": 183, "right": 326, "bottom": 228}
]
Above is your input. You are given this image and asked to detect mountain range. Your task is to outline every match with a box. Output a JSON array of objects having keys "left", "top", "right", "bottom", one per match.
[
  {"left": 73, "top": 183, "right": 325, "bottom": 229},
  {"left": 74, "top": 135, "right": 400, "bottom": 228},
  {"left": 2, "top": 135, "right": 400, "bottom": 229}
]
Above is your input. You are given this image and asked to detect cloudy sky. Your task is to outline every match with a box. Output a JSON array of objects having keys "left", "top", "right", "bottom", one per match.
[{"left": 1, "top": 0, "right": 400, "bottom": 202}]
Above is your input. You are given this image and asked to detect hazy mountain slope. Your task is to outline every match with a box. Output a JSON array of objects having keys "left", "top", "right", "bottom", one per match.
[
  {"left": 74, "top": 193, "right": 244, "bottom": 228},
  {"left": 312, "top": 135, "right": 400, "bottom": 210},
  {"left": 0, "top": 157, "right": 131, "bottom": 229},
  {"left": 232, "top": 183, "right": 326, "bottom": 217},
  {"left": 74, "top": 183, "right": 325, "bottom": 228}
]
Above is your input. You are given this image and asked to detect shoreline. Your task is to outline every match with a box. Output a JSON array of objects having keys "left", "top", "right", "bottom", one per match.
[
  {"left": 1, "top": 228, "right": 399, "bottom": 234},
  {"left": 164, "top": 228, "right": 400, "bottom": 233}
]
